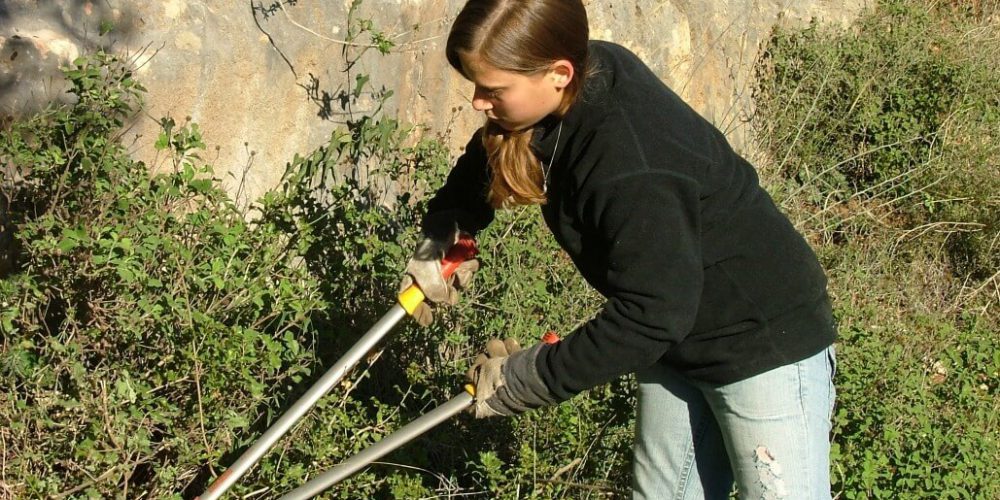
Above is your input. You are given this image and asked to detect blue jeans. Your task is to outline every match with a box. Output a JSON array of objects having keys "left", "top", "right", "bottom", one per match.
[{"left": 632, "top": 346, "right": 836, "bottom": 500}]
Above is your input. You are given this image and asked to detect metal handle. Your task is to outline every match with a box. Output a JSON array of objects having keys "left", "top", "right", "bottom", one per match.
[
  {"left": 197, "top": 236, "right": 478, "bottom": 500},
  {"left": 196, "top": 306, "right": 407, "bottom": 500},
  {"left": 278, "top": 388, "right": 476, "bottom": 500},
  {"left": 279, "top": 333, "right": 561, "bottom": 499}
]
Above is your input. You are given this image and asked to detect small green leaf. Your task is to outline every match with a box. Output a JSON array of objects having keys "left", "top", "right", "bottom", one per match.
[
  {"left": 117, "top": 266, "right": 136, "bottom": 282},
  {"left": 57, "top": 237, "right": 79, "bottom": 253},
  {"left": 353, "top": 74, "right": 370, "bottom": 98}
]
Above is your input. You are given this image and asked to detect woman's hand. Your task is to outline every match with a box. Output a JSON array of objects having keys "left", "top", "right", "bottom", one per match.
[
  {"left": 398, "top": 220, "right": 479, "bottom": 327},
  {"left": 466, "top": 337, "right": 560, "bottom": 418}
]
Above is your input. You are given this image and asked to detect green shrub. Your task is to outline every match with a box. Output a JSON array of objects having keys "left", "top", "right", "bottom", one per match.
[
  {"left": 0, "top": 51, "right": 329, "bottom": 498},
  {"left": 830, "top": 302, "right": 998, "bottom": 498},
  {"left": 756, "top": 1, "right": 999, "bottom": 497},
  {"left": 757, "top": 0, "right": 999, "bottom": 281}
]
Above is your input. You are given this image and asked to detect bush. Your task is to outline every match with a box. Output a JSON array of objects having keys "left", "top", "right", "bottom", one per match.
[
  {"left": 756, "top": 0, "right": 999, "bottom": 280},
  {"left": 756, "top": 1, "right": 999, "bottom": 497},
  {"left": 0, "top": 52, "right": 327, "bottom": 498}
]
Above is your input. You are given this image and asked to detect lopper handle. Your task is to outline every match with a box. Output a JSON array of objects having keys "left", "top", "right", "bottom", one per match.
[
  {"left": 198, "top": 236, "right": 479, "bottom": 500},
  {"left": 279, "top": 329, "right": 563, "bottom": 499},
  {"left": 440, "top": 234, "right": 479, "bottom": 280},
  {"left": 399, "top": 234, "right": 478, "bottom": 315},
  {"left": 541, "top": 331, "right": 560, "bottom": 345}
]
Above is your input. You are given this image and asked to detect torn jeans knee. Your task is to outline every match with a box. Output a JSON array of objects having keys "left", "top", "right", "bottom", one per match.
[{"left": 753, "top": 446, "right": 789, "bottom": 499}]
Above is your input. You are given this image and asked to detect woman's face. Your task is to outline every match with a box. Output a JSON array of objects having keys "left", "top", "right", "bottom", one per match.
[{"left": 460, "top": 54, "right": 571, "bottom": 131}]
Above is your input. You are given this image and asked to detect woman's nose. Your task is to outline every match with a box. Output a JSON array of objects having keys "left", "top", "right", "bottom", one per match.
[{"left": 471, "top": 88, "right": 493, "bottom": 111}]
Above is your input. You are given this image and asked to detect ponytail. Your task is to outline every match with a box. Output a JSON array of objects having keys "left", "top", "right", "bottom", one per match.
[{"left": 482, "top": 121, "right": 544, "bottom": 207}]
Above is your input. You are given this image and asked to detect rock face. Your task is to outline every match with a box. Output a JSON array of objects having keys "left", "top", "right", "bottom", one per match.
[{"left": 1, "top": 0, "right": 864, "bottom": 202}]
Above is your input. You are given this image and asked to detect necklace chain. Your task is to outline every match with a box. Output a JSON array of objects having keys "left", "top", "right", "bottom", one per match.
[{"left": 542, "top": 121, "right": 563, "bottom": 195}]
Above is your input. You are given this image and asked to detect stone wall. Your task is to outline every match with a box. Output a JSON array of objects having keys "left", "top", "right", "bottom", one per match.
[{"left": 1, "top": 0, "right": 864, "bottom": 202}]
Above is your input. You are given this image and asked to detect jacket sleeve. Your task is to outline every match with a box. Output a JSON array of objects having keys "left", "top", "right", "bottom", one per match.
[
  {"left": 536, "top": 171, "right": 703, "bottom": 401},
  {"left": 421, "top": 130, "right": 495, "bottom": 238}
]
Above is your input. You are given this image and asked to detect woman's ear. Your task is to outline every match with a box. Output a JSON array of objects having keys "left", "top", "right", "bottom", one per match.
[{"left": 549, "top": 60, "right": 575, "bottom": 89}]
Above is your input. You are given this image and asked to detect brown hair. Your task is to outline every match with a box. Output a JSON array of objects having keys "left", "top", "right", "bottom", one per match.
[{"left": 446, "top": 0, "right": 589, "bottom": 207}]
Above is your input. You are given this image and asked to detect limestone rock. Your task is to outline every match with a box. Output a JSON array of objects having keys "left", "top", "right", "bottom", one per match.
[{"left": 1, "top": 0, "right": 865, "bottom": 202}]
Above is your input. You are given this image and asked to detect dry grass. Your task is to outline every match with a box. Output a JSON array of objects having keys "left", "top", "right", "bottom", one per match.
[{"left": 754, "top": 2, "right": 999, "bottom": 493}]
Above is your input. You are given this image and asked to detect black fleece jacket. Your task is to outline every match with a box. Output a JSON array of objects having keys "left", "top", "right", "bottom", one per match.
[{"left": 424, "top": 41, "right": 836, "bottom": 401}]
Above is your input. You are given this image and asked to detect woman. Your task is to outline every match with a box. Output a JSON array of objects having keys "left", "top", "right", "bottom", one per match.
[{"left": 398, "top": 1, "right": 837, "bottom": 498}]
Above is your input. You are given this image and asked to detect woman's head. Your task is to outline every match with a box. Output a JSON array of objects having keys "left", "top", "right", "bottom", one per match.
[
  {"left": 446, "top": 0, "right": 589, "bottom": 207},
  {"left": 447, "top": 0, "right": 589, "bottom": 131}
]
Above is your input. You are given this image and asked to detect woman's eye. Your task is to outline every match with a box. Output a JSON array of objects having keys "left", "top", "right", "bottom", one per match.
[{"left": 489, "top": 89, "right": 502, "bottom": 99}]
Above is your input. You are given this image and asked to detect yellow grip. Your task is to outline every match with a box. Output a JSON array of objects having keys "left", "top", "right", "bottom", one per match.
[
  {"left": 398, "top": 285, "right": 426, "bottom": 315},
  {"left": 464, "top": 384, "right": 476, "bottom": 397}
]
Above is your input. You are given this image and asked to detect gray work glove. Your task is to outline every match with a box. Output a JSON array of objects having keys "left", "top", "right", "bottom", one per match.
[
  {"left": 465, "top": 337, "right": 559, "bottom": 418},
  {"left": 398, "top": 216, "right": 479, "bottom": 326}
]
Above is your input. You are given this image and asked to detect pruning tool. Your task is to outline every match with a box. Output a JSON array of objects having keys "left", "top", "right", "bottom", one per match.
[
  {"left": 197, "top": 236, "right": 479, "bottom": 500},
  {"left": 277, "top": 331, "right": 561, "bottom": 500}
]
